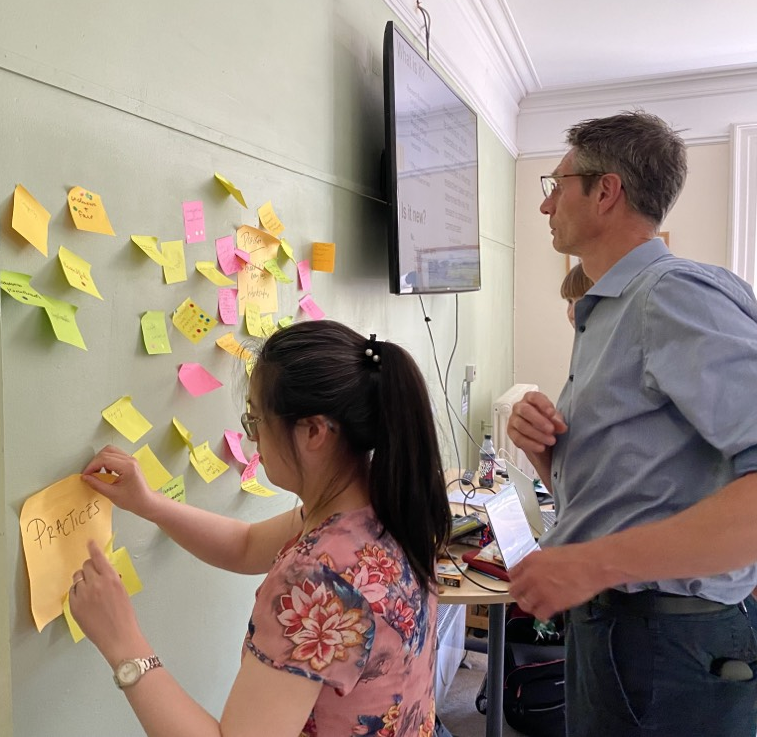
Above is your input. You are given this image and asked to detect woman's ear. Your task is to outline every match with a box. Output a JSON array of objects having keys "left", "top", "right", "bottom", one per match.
[{"left": 297, "top": 416, "right": 336, "bottom": 451}]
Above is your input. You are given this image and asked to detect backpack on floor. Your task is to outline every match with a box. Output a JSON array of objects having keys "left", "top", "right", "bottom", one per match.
[{"left": 475, "top": 604, "right": 566, "bottom": 737}]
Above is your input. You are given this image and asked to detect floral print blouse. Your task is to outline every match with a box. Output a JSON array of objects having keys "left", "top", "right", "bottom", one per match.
[{"left": 244, "top": 506, "right": 437, "bottom": 736}]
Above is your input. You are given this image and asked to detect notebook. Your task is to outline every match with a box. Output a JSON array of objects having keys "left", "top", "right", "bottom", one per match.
[{"left": 505, "top": 461, "right": 556, "bottom": 538}]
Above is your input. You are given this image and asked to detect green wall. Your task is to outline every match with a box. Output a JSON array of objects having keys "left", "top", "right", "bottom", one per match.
[{"left": 0, "top": 2, "right": 514, "bottom": 734}]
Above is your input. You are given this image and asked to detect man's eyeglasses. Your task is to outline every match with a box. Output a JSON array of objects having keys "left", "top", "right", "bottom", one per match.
[
  {"left": 540, "top": 172, "right": 606, "bottom": 198},
  {"left": 241, "top": 411, "right": 262, "bottom": 440}
]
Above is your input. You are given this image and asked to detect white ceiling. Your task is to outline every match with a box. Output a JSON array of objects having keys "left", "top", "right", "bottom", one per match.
[{"left": 506, "top": 0, "right": 757, "bottom": 90}]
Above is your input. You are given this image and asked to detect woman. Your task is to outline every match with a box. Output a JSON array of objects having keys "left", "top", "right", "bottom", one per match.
[
  {"left": 70, "top": 320, "right": 452, "bottom": 737},
  {"left": 560, "top": 262, "right": 593, "bottom": 328}
]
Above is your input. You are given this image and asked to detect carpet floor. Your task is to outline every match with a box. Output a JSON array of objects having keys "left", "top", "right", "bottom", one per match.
[{"left": 436, "top": 650, "right": 526, "bottom": 737}]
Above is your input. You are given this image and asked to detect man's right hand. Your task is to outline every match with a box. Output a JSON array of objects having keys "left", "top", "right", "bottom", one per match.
[{"left": 507, "top": 391, "right": 568, "bottom": 455}]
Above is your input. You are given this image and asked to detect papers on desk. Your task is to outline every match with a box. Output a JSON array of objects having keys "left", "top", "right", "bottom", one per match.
[{"left": 448, "top": 488, "right": 498, "bottom": 509}]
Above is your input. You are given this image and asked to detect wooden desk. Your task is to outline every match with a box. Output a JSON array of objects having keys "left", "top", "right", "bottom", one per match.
[{"left": 442, "top": 472, "right": 514, "bottom": 737}]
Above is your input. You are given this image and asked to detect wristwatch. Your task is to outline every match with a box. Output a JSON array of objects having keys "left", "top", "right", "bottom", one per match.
[{"left": 113, "top": 655, "right": 163, "bottom": 689}]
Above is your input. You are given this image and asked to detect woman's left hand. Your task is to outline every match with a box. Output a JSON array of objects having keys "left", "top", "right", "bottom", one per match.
[{"left": 69, "top": 540, "right": 148, "bottom": 665}]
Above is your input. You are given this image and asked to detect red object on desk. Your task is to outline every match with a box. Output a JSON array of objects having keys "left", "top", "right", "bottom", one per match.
[{"left": 462, "top": 549, "right": 510, "bottom": 581}]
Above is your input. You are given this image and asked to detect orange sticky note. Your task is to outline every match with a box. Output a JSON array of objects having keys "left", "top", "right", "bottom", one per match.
[
  {"left": 12, "top": 184, "right": 50, "bottom": 256},
  {"left": 311, "top": 242, "right": 335, "bottom": 273}
]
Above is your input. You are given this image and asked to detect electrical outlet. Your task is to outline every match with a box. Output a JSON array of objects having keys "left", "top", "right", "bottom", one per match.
[{"left": 465, "top": 364, "right": 477, "bottom": 382}]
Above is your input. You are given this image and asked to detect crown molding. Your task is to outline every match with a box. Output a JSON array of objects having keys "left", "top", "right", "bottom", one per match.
[
  {"left": 382, "top": 0, "right": 536, "bottom": 157},
  {"left": 729, "top": 123, "right": 757, "bottom": 285},
  {"left": 518, "top": 64, "right": 757, "bottom": 158}
]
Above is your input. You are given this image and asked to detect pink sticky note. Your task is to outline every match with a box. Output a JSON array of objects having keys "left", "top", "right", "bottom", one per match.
[
  {"left": 242, "top": 453, "right": 260, "bottom": 482},
  {"left": 216, "top": 235, "right": 242, "bottom": 275},
  {"left": 218, "top": 288, "right": 238, "bottom": 325},
  {"left": 224, "top": 430, "right": 248, "bottom": 464},
  {"left": 299, "top": 294, "right": 325, "bottom": 321},
  {"left": 234, "top": 248, "right": 251, "bottom": 264},
  {"left": 182, "top": 201, "right": 206, "bottom": 243},
  {"left": 297, "top": 260, "right": 311, "bottom": 291},
  {"left": 178, "top": 363, "right": 223, "bottom": 397}
]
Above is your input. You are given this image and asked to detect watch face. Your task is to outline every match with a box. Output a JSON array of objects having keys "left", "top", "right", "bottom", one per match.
[{"left": 116, "top": 660, "right": 141, "bottom": 686}]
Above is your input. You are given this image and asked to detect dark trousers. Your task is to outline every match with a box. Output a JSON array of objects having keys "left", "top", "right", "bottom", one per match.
[{"left": 565, "top": 593, "right": 757, "bottom": 737}]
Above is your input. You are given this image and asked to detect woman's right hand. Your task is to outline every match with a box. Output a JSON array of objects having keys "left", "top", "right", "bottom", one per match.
[{"left": 82, "top": 445, "right": 157, "bottom": 518}]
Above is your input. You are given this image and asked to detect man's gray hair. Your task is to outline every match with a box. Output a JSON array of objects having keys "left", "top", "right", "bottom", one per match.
[{"left": 567, "top": 111, "right": 687, "bottom": 227}]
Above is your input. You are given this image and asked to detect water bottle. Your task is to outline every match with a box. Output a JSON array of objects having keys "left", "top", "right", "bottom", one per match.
[{"left": 478, "top": 434, "right": 496, "bottom": 488}]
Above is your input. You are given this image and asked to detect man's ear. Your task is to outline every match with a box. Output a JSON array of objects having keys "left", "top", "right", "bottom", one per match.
[{"left": 595, "top": 173, "right": 624, "bottom": 214}]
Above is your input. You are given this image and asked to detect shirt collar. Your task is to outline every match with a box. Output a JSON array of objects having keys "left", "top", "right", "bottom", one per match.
[{"left": 586, "top": 237, "right": 670, "bottom": 298}]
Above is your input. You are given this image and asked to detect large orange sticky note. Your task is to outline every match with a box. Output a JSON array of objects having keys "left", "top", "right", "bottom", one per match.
[
  {"left": 311, "top": 242, "right": 336, "bottom": 273},
  {"left": 67, "top": 186, "right": 115, "bottom": 236},
  {"left": 12, "top": 184, "right": 50, "bottom": 255},
  {"left": 20, "top": 474, "right": 114, "bottom": 631}
]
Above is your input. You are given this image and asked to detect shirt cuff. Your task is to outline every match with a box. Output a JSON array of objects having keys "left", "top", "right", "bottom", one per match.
[{"left": 733, "top": 445, "right": 757, "bottom": 477}]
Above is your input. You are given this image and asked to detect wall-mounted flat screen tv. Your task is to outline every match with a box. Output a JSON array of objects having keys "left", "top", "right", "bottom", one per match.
[{"left": 383, "top": 21, "right": 480, "bottom": 295}]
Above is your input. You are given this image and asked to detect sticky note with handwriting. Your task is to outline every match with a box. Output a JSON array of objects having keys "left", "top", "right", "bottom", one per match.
[
  {"left": 189, "top": 441, "right": 229, "bottom": 483},
  {"left": 67, "top": 186, "right": 115, "bottom": 236},
  {"left": 216, "top": 332, "right": 253, "bottom": 361},
  {"left": 161, "top": 475, "right": 186, "bottom": 503},
  {"left": 162, "top": 240, "right": 187, "bottom": 284},
  {"left": 131, "top": 235, "right": 167, "bottom": 266},
  {"left": 0, "top": 270, "right": 48, "bottom": 307},
  {"left": 172, "top": 297, "right": 217, "bottom": 344},
  {"left": 58, "top": 246, "right": 103, "bottom": 300},
  {"left": 299, "top": 294, "right": 325, "bottom": 321},
  {"left": 43, "top": 295, "right": 87, "bottom": 350},
  {"left": 102, "top": 396, "right": 152, "bottom": 442},
  {"left": 182, "top": 200, "right": 206, "bottom": 243},
  {"left": 140, "top": 311, "right": 172, "bottom": 355},
  {"left": 216, "top": 235, "right": 243, "bottom": 275},
  {"left": 218, "top": 288, "right": 238, "bottom": 326},
  {"left": 12, "top": 184, "right": 50, "bottom": 256},
  {"left": 311, "top": 242, "right": 335, "bottom": 273},
  {"left": 257, "top": 200, "right": 285, "bottom": 237}
]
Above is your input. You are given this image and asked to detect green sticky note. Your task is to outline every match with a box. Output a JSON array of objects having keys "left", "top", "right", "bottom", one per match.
[
  {"left": 263, "top": 258, "right": 293, "bottom": 284},
  {"left": 0, "top": 270, "right": 48, "bottom": 307},
  {"left": 42, "top": 295, "right": 87, "bottom": 350},
  {"left": 140, "top": 311, "right": 172, "bottom": 355}
]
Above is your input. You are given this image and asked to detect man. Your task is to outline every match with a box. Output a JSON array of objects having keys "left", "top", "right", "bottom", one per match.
[{"left": 507, "top": 111, "right": 757, "bottom": 736}]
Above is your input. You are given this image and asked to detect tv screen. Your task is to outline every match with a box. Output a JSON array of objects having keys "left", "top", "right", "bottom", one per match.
[{"left": 383, "top": 21, "right": 480, "bottom": 295}]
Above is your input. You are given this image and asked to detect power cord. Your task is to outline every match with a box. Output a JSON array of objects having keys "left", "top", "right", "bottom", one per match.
[{"left": 416, "top": 0, "right": 431, "bottom": 60}]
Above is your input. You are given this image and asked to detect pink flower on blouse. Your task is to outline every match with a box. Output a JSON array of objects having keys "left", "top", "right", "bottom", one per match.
[
  {"left": 356, "top": 544, "right": 402, "bottom": 584},
  {"left": 277, "top": 578, "right": 369, "bottom": 671},
  {"left": 386, "top": 597, "right": 417, "bottom": 640}
]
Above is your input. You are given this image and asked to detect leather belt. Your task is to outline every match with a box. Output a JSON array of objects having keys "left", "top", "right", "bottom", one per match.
[{"left": 592, "top": 588, "right": 736, "bottom": 615}]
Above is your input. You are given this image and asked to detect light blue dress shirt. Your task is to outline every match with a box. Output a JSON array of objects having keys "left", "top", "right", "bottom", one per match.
[{"left": 543, "top": 238, "right": 757, "bottom": 603}]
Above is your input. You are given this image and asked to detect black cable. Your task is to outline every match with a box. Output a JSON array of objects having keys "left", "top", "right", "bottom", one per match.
[
  {"left": 443, "top": 544, "right": 508, "bottom": 593},
  {"left": 416, "top": 0, "right": 431, "bottom": 60},
  {"left": 419, "top": 295, "right": 462, "bottom": 471}
]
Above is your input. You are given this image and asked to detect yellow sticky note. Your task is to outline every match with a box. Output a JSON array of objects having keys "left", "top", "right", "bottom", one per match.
[
  {"left": 57, "top": 246, "right": 103, "bottom": 300},
  {"left": 0, "top": 270, "right": 48, "bottom": 307},
  {"left": 12, "top": 184, "right": 50, "bottom": 256},
  {"left": 131, "top": 235, "right": 167, "bottom": 266},
  {"left": 172, "top": 297, "right": 217, "bottom": 344},
  {"left": 241, "top": 478, "right": 277, "bottom": 496},
  {"left": 162, "top": 240, "right": 187, "bottom": 284},
  {"left": 133, "top": 444, "right": 172, "bottom": 491},
  {"left": 43, "top": 295, "right": 87, "bottom": 350},
  {"left": 312, "top": 242, "right": 336, "bottom": 273},
  {"left": 261, "top": 314, "right": 277, "bottom": 337},
  {"left": 195, "top": 261, "right": 236, "bottom": 286},
  {"left": 62, "top": 544, "right": 143, "bottom": 643},
  {"left": 257, "top": 200, "right": 285, "bottom": 237},
  {"left": 189, "top": 442, "right": 229, "bottom": 483},
  {"left": 20, "top": 474, "right": 114, "bottom": 631},
  {"left": 279, "top": 238, "right": 296, "bottom": 264},
  {"left": 263, "top": 258, "right": 293, "bottom": 284},
  {"left": 236, "top": 225, "right": 280, "bottom": 316},
  {"left": 102, "top": 396, "right": 152, "bottom": 443},
  {"left": 245, "top": 302, "right": 263, "bottom": 337},
  {"left": 278, "top": 316, "right": 294, "bottom": 329},
  {"left": 214, "top": 172, "right": 248, "bottom": 208},
  {"left": 215, "top": 332, "right": 253, "bottom": 361},
  {"left": 67, "top": 186, "right": 115, "bottom": 236},
  {"left": 140, "top": 311, "right": 172, "bottom": 355},
  {"left": 161, "top": 475, "right": 186, "bottom": 503},
  {"left": 172, "top": 417, "right": 194, "bottom": 449}
]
